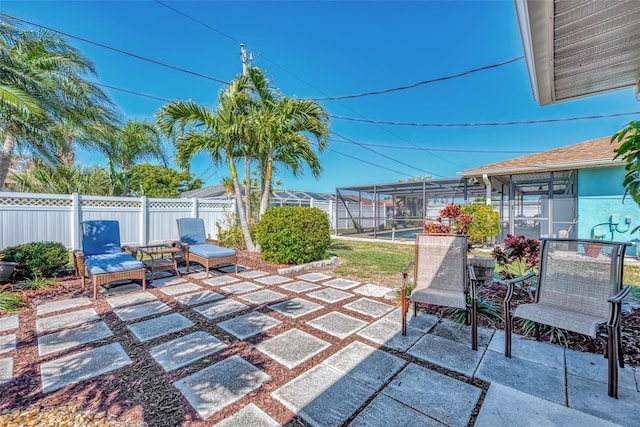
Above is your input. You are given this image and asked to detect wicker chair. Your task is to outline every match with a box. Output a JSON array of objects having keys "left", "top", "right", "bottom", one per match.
[
  {"left": 401, "top": 233, "right": 478, "bottom": 350},
  {"left": 502, "top": 238, "right": 631, "bottom": 398},
  {"left": 176, "top": 218, "right": 238, "bottom": 278},
  {"left": 74, "top": 220, "right": 146, "bottom": 299}
]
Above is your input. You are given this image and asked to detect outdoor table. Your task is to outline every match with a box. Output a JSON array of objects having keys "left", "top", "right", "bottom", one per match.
[{"left": 126, "top": 244, "right": 182, "bottom": 281}]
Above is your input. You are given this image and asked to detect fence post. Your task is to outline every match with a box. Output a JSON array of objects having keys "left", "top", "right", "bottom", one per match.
[
  {"left": 71, "top": 193, "right": 81, "bottom": 250},
  {"left": 141, "top": 196, "right": 148, "bottom": 245},
  {"left": 192, "top": 197, "right": 199, "bottom": 218}
]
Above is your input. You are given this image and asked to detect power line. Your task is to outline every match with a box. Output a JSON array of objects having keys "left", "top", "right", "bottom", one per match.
[
  {"left": 326, "top": 148, "right": 413, "bottom": 177},
  {"left": 313, "top": 56, "right": 524, "bottom": 101},
  {"left": 9, "top": 15, "right": 230, "bottom": 85},
  {"left": 95, "top": 82, "right": 172, "bottom": 103},
  {"left": 329, "top": 139, "right": 537, "bottom": 154},
  {"left": 332, "top": 111, "right": 640, "bottom": 127}
]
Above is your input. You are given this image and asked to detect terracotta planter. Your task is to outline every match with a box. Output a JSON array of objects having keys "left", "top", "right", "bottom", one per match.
[
  {"left": 584, "top": 244, "right": 602, "bottom": 258},
  {"left": 0, "top": 261, "right": 18, "bottom": 282}
]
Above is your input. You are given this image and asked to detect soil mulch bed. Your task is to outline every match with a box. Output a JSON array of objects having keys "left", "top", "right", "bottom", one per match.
[{"left": 0, "top": 254, "right": 639, "bottom": 427}]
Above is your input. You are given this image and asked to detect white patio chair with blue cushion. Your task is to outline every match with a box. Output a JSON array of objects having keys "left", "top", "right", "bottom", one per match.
[
  {"left": 177, "top": 218, "right": 238, "bottom": 278},
  {"left": 74, "top": 220, "right": 146, "bottom": 299}
]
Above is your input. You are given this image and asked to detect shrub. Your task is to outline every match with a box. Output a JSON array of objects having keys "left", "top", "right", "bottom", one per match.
[
  {"left": 255, "top": 206, "right": 331, "bottom": 265},
  {"left": 0, "top": 289, "right": 23, "bottom": 313},
  {"left": 216, "top": 214, "right": 256, "bottom": 250},
  {"left": 2, "top": 241, "right": 69, "bottom": 280},
  {"left": 461, "top": 204, "right": 501, "bottom": 247}
]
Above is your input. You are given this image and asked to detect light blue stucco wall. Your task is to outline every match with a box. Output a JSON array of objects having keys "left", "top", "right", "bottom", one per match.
[{"left": 577, "top": 166, "right": 640, "bottom": 255}]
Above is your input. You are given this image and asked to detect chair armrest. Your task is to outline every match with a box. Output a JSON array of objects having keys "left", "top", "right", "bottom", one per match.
[
  {"left": 609, "top": 285, "right": 631, "bottom": 304},
  {"left": 206, "top": 238, "right": 222, "bottom": 245},
  {"left": 608, "top": 285, "right": 631, "bottom": 328},
  {"left": 73, "top": 250, "right": 86, "bottom": 276},
  {"left": 496, "top": 272, "right": 537, "bottom": 304}
]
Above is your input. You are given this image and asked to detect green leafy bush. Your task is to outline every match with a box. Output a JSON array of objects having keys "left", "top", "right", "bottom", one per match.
[
  {"left": 461, "top": 204, "right": 501, "bottom": 246},
  {"left": 216, "top": 214, "right": 256, "bottom": 250},
  {"left": 2, "top": 241, "right": 69, "bottom": 280},
  {"left": 255, "top": 206, "right": 331, "bottom": 265},
  {"left": 0, "top": 289, "right": 23, "bottom": 314}
]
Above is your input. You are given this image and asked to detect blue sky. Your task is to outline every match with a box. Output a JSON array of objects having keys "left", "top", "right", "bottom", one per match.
[{"left": 2, "top": 1, "right": 639, "bottom": 194}]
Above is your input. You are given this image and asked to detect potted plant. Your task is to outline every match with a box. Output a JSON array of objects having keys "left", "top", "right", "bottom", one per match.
[
  {"left": 584, "top": 226, "right": 605, "bottom": 257},
  {"left": 0, "top": 253, "right": 18, "bottom": 283}
]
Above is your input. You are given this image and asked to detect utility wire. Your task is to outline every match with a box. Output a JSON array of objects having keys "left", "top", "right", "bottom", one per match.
[
  {"left": 326, "top": 148, "right": 413, "bottom": 177},
  {"left": 9, "top": 15, "right": 230, "bottom": 85},
  {"left": 313, "top": 56, "right": 524, "bottom": 101},
  {"left": 329, "top": 139, "right": 537, "bottom": 154},
  {"left": 332, "top": 111, "right": 640, "bottom": 127},
  {"left": 95, "top": 82, "right": 172, "bottom": 103}
]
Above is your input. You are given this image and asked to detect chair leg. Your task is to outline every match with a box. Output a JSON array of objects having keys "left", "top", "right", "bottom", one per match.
[
  {"left": 413, "top": 301, "right": 418, "bottom": 317},
  {"left": 535, "top": 322, "right": 540, "bottom": 341},
  {"left": 471, "top": 299, "right": 478, "bottom": 351},
  {"left": 142, "top": 275, "right": 147, "bottom": 291},
  {"left": 93, "top": 278, "right": 98, "bottom": 300},
  {"left": 617, "top": 323, "right": 624, "bottom": 368},
  {"left": 401, "top": 297, "right": 407, "bottom": 336},
  {"left": 504, "top": 300, "right": 512, "bottom": 358},
  {"left": 607, "top": 325, "right": 618, "bottom": 398}
]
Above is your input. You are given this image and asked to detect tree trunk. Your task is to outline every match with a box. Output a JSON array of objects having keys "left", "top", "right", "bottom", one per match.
[
  {"left": 244, "top": 157, "right": 251, "bottom": 221},
  {"left": 230, "top": 159, "right": 256, "bottom": 251},
  {"left": 259, "top": 157, "right": 273, "bottom": 218},
  {"left": 0, "top": 133, "right": 17, "bottom": 190}
]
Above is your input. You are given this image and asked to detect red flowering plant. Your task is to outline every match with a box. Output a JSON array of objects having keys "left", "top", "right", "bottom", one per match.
[
  {"left": 423, "top": 203, "right": 473, "bottom": 234},
  {"left": 492, "top": 234, "right": 540, "bottom": 300}
]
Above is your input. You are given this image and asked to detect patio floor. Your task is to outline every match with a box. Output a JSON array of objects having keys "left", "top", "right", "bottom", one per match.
[{"left": 1, "top": 266, "right": 639, "bottom": 426}]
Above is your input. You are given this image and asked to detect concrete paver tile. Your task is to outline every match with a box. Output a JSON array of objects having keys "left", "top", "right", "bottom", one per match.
[
  {"left": 296, "top": 273, "right": 332, "bottom": 282},
  {"left": 239, "top": 290, "right": 288, "bottom": 305},
  {"left": 211, "top": 403, "right": 279, "bottom": 427},
  {"left": 565, "top": 347, "right": 638, "bottom": 392},
  {"left": 40, "top": 343, "right": 131, "bottom": 394},
  {"left": 357, "top": 318, "right": 423, "bottom": 351},
  {"left": 114, "top": 300, "right": 172, "bottom": 322},
  {"left": 36, "top": 308, "right": 100, "bottom": 334},
  {"left": 38, "top": 321, "right": 113, "bottom": 356},
  {"left": 128, "top": 313, "right": 194, "bottom": 342},
  {"left": 488, "top": 330, "right": 563, "bottom": 369},
  {"left": 158, "top": 282, "right": 201, "bottom": 296},
  {"left": 0, "top": 357, "right": 12, "bottom": 385},
  {"left": 350, "top": 394, "right": 445, "bottom": 427},
  {"left": 432, "top": 318, "right": 494, "bottom": 348},
  {"left": 279, "top": 281, "right": 321, "bottom": 293},
  {"left": 0, "top": 334, "right": 16, "bottom": 354},
  {"left": 220, "top": 282, "right": 262, "bottom": 294},
  {"left": 344, "top": 298, "right": 394, "bottom": 318},
  {"left": 193, "top": 299, "right": 248, "bottom": 320},
  {"left": 236, "top": 270, "right": 270, "bottom": 279},
  {"left": 150, "top": 331, "right": 227, "bottom": 372},
  {"left": 255, "top": 275, "right": 292, "bottom": 285},
  {"left": 174, "top": 356, "right": 269, "bottom": 420},
  {"left": 174, "top": 290, "right": 224, "bottom": 306},
  {"left": 307, "top": 288, "right": 353, "bottom": 304},
  {"left": 150, "top": 275, "right": 187, "bottom": 287},
  {"left": 382, "top": 363, "right": 481, "bottom": 427},
  {"left": 203, "top": 275, "right": 239, "bottom": 286},
  {"left": 255, "top": 328, "right": 330, "bottom": 369},
  {"left": 218, "top": 312, "right": 281, "bottom": 340},
  {"left": 101, "top": 283, "right": 143, "bottom": 296},
  {"left": 36, "top": 297, "right": 92, "bottom": 316},
  {"left": 352, "top": 284, "right": 394, "bottom": 298},
  {"left": 106, "top": 292, "right": 157, "bottom": 309},
  {"left": 408, "top": 333, "right": 484, "bottom": 377},
  {"left": 324, "top": 278, "right": 360, "bottom": 290},
  {"left": 269, "top": 298, "right": 323, "bottom": 319},
  {"left": 307, "top": 312, "right": 368, "bottom": 339},
  {"left": 0, "top": 315, "right": 18, "bottom": 332}
]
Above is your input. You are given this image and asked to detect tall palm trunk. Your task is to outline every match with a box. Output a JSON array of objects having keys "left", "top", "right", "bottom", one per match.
[
  {"left": 259, "top": 157, "right": 273, "bottom": 217},
  {"left": 0, "top": 133, "right": 17, "bottom": 189},
  {"left": 230, "top": 159, "right": 256, "bottom": 251},
  {"left": 244, "top": 157, "right": 251, "bottom": 220}
]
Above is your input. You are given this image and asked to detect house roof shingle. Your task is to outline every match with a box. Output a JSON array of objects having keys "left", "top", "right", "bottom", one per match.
[{"left": 459, "top": 135, "right": 624, "bottom": 177}]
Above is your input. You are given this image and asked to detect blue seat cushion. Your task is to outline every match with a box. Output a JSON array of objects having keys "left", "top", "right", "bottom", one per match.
[
  {"left": 85, "top": 252, "right": 144, "bottom": 276},
  {"left": 82, "top": 220, "right": 123, "bottom": 256},
  {"left": 178, "top": 218, "right": 207, "bottom": 245},
  {"left": 189, "top": 243, "right": 236, "bottom": 259}
]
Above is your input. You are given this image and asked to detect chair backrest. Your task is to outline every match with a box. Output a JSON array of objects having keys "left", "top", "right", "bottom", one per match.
[
  {"left": 414, "top": 233, "right": 468, "bottom": 293},
  {"left": 537, "top": 238, "right": 627, "bottom": 318},
  {"left": 81, "top": 220, "right": 122, "bottom": 256},
  {"left": 177, "top": 218, "right": 207, "bottom": 245}
]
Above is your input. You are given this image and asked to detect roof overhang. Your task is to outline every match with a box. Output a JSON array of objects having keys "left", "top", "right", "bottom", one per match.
[{"left": 515, "top": 0, "right": 640, "bottom": 106}]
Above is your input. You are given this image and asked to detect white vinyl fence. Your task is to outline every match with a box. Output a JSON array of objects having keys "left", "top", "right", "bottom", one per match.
[{"left": 0, "top": 192, "right": 236, "bottom": 250}]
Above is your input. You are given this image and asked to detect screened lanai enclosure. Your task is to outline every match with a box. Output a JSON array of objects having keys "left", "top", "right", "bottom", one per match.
[{"left": 335, "top": 172, "right": 578, "bottom": 242}]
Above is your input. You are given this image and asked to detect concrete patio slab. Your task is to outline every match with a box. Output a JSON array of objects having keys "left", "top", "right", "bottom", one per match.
[
  {"left": 350, "top": 393, "right": 446, "bottom": 427},
  {"left": 114, "top": 300, "right": 172, "bottom": 322},
  {"left": 488, "top": 330, "right": 564, "bottom": 369},
  {"left": 0, "top": 334, "right": 16, "bottom": 354},
  {"left": 236, "top": 270, "right": 269, "bottom": 279},
  {"left": 255, "top": 328, "right": 330, "bottom": 369},
  {"left": 344, "top": 298, "right": 394, "bottom": 317},
  {"left": 127, "top": 313, "right": 194, "bottom": 342},
  {"left": 306, "top": 312, "right": 368, "bottom": 339},
  {"left": 36, "top": 297, "right": 91, "bottom": 316},
  {"left": 475, "top": 350, "right": 566, "bottom": 405},
  {"left": 106, "top": 292, "right": 157, "bottom": 308},
  {"left": 296, "top": 272, "right": 332, "bottom": 282},
  {"left": 40, "top": 343, "right": 131, "bottom": 394},
  {"left": 565, "top": 347, "right": 638, "bottom": 392},
  {"left": 432, "top": 318, "right": 494, "bottom": 348},
  {"left": 357, "top": 318, "right": 423, "bottom": 351},
  {"left": 150, "top": 331, "right": 227, "bottom": 372},
  {"left": 36, "top": 308, "right": 100, "bottom": 334},
  {"left": 158, "top": 282, "right": 201, "bottom": 296},
  {"left": 193, "top": 298, "right": 248, "bottom": 320},
  {"left": 475, "top": 383, "right": 620, "bottom": 427},
  {"left": 567, "top": 374, "right": 640, "bottom": 426},
  {"left": 323, "top": 341, "right": 406, "bottom": 389},
  {"left": 211, "top": 403, "right": 279, "bottom": 427},
  {"left": 353, "top": 284, "right": 393, "bottom": 298},
  {"left": 307, "top": 288, "right": 353, "bottom": 304},
  {"left": 38, "top": 321, "right": 113, "bottom": 356},
  {"left": 382, "top": 363, "right": 481, "bottom": 427},
  {"left": 174, "top": 290, "right": 224, "bottom": 306},
  {"left": 408, "top": 333, "right": 485, "bottom": 377},
  {"left": 202, "top": 275, "right": 239, "bottom": 286},
  {"left": 239, "top": 290, "right": 287, "bottom": 305},
  {"left": 174, "top": 355, "right": 270, "bottom": 420},
  {"left": 101, "top": 283, "right": 143, "bottom": 296},
  {"left": 279, "top": 281, "right": 321, "bottom": 293},
  {"left": 218, "top": 311, "right": 281, "bottom": 340},
  {"left": 0, "top": 315, "right": 18, "bottom": 332},
  {"left": 272, "top": 364, "right": 375, "bottom": 427},
  {"left": 149, "top": 275, "right": 186, "bottom": 287},
  {"left": 220, "top": 281, "right": 262, "bottom": 294},
  {"left": 255, "top": 275, "right": 292, "bottom": 285},
  {"left": 0, "top": 357, "right": 12, "bottom": 385},
  {"left": 269, "top": 298, "right": 323, "bottom": 319},
  {"left": 324, "top": 278, "right": 360, "bottom": 290},
  {"left": 217, "top": 264, "right": 242, "bottom": 273}
]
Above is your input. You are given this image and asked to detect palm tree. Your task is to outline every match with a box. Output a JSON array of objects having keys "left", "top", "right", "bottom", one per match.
[
  {"left": 106, "top": 119, "right": 167, "bottom": 170},
  {"left": 0, "top": 15, "right": 116, "bottom": 188},
  {"left": 157, "top": 77, "right": 258, "bottom": 251},
  {"left": 13, "top": 159, "right": 110, "bottom": 195},
  {"left": 244, "top": 67, "right": 330, "bottom": 217}
]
